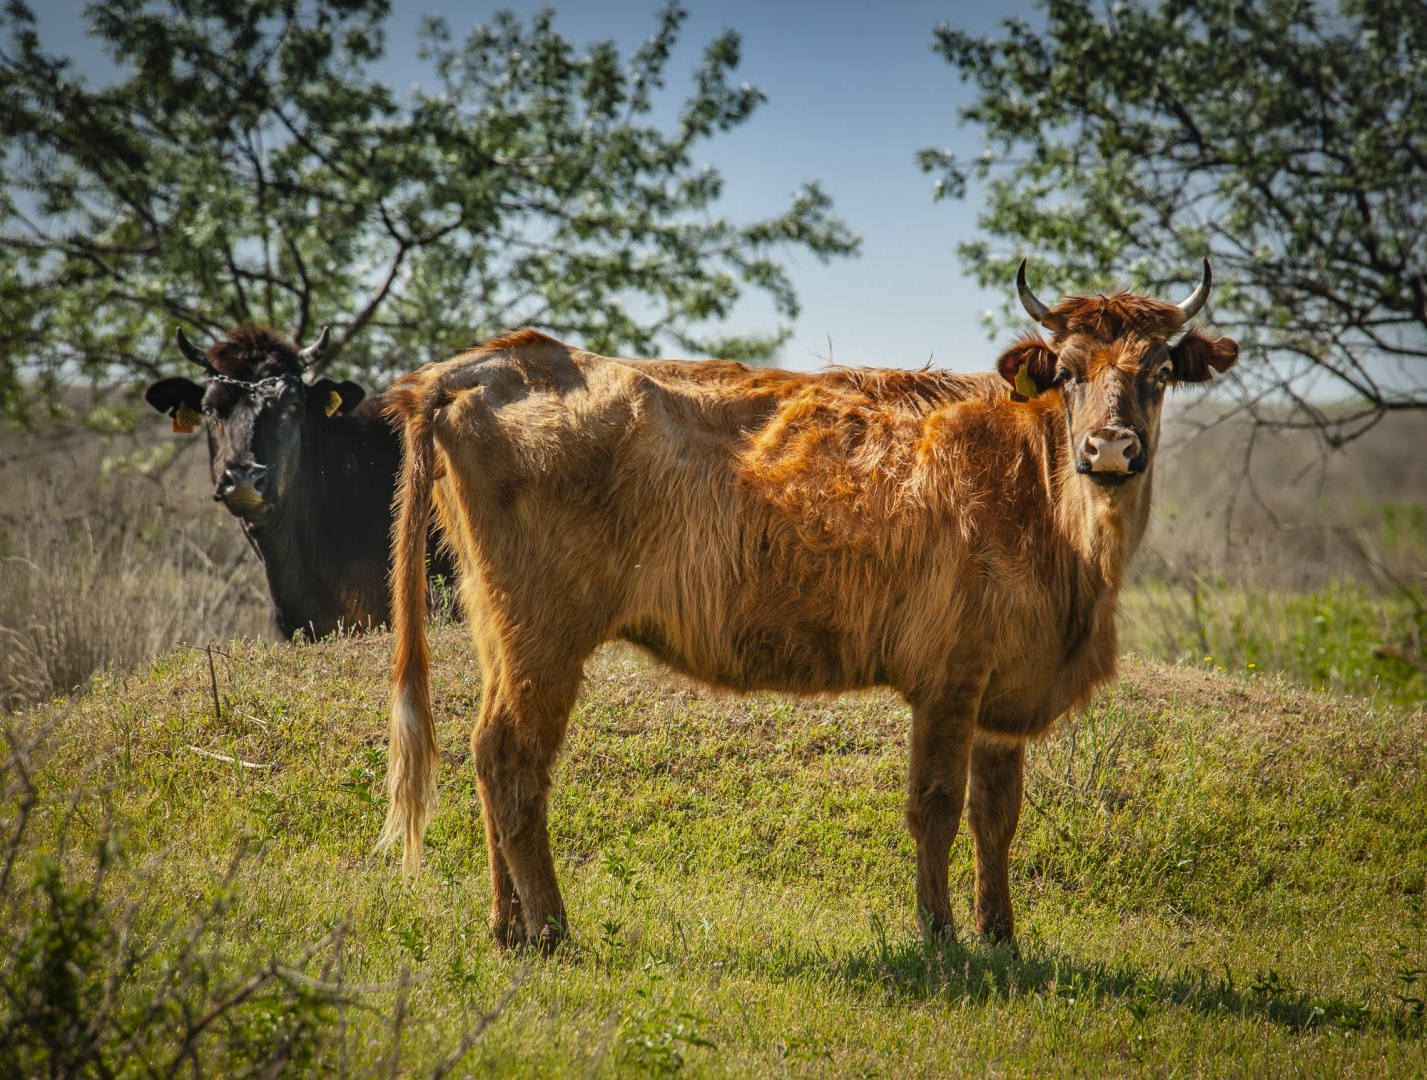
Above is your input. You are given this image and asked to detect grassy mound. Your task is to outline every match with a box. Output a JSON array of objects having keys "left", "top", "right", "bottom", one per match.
[{"left": 5, "top": 627, "right": 1427, "bottom": 1075}]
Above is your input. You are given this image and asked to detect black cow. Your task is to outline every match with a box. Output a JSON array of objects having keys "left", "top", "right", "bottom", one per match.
[{"left": 145, "top": 325, "right": 452, "bottom": 640}]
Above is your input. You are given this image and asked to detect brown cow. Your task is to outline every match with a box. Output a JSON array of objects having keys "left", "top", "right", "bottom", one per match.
[{"left": 379, "top": 262, "right": 1238, "bottom": 952}]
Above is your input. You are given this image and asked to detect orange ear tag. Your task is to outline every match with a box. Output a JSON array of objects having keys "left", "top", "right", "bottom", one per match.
[
  {"left": 325, "top": 390, "right": 342, "bottom": 417},
  {"left": 172, "top": 403, "right": 202, "bottom": 433},
  {"left": 1013, "top": 363, "right": 1040, "bottom": 401}
]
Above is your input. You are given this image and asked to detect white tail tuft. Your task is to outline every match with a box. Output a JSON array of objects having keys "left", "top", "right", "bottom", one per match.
[{"left": 377, "top": 681, "right": 437, "bottom": 877}]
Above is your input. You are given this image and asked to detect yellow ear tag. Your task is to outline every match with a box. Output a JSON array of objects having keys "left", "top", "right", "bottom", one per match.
[
  {"left": 1013, "top": 362, "right": 1040, "bottom": 401},
  {"left": 172, "top": 403, "right": 201, "bottom": 433},
  {"left": 324, "top": 390, "right": 342, "bottom": 417}
]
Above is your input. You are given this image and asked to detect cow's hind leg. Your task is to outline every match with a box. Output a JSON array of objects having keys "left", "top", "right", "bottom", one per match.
[
  {"left": 967, "top": 734, "right": 1024, "bottom": 946},
  {"left": 472, "top": 659, "right": 583, "bottom": 954},
  {"left": 904, "top": 678, "right": 982, "bottom": 939},
  {"left": 478, "top": 788, "right": 522, "bottom": 948}
]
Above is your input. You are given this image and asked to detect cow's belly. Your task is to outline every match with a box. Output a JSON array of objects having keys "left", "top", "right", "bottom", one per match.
[
  {"left": 975, "top": 680, "right": 1075, "bottom": 740},
  {"left": 617, "top": 612, "right": 883, "bottom": 696}
]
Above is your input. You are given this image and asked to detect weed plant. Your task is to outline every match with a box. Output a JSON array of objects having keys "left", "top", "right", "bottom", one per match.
[{"left": 0, "top": 717, "right": 517, "bottom": 1076}]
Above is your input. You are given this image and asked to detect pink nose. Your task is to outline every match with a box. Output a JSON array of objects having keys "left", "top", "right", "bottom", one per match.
[{"left": 1083, "top": 429, "right": 1141, "bottom": 472}]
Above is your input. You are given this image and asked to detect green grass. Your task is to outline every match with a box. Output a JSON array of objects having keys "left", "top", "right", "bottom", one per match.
[
  {"left": 6, "top": 627, "right": 1427, "bottom": 1076},
  {"left": 1123, "top": 579, "right": 1427, "bottom": 709}
]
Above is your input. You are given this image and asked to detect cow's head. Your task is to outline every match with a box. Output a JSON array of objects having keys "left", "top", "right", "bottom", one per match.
[
  {"left": 996, "top": 260, "right": 1239, "bottom": 488},
  {"left": 144, "top": 326, "right": 366, "bottom": 525}
]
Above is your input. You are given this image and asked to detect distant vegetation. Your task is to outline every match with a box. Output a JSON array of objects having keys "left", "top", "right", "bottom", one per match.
[
  {"left": 1120, "top": 406, "right": 1427, "bottom": 707},
  {"left": 1124, "top": 581, "right": 1424, "bottom": 708},
  {"left": 0, "top": 409, "right": 266, "bottom": 710}
]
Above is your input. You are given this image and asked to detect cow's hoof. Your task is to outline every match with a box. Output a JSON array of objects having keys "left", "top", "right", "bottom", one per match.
[
  {"left": 491, "top": 925, "right": 522, "bottom": 950},
  {"left": 527, "top": 912, "right": 569, "bottom": 957},
  {"left": 976, "top": 919, "right": 1020, "bottom": 959},
  {"left": 493, "top": 915, "right": 567, "bottom": 955},
  {"left": 917, "top": 909, "right": 957, "bottom": 944},
  {"left": 982, "top": 933, "right": 1020, "bottom": 961},
  {"left": 534, "top": 922, "right": 567, "bottom": 957},
  {"left": 491, "top": 917, "right": 527, "bottom": 950}
]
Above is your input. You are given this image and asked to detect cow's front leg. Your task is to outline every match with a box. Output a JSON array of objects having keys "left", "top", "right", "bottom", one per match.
[
  {"left": 967, "top": 733, "right": 1024, "bottom": 945},
  {"left": 904, "top": 678, "right": 983, "bottom": 939}
]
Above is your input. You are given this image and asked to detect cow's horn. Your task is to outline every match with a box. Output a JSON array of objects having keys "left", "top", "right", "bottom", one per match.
[
  {"left": 176, "top": 327, "right": 211, "bottom": 369},
  {"left": 298, "top": 326, "right": 331, "bottom": 366},
  {"left": 1016, "top": 258, "right": 1056, "bottom": 328},
  {"left": 1175, "top": 259, "right": 1212, "bottom": 323}
]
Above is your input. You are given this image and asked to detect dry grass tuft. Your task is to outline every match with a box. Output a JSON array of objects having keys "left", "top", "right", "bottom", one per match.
[{"left": 0, "top": 400, "right": 267, "bottom": 710}]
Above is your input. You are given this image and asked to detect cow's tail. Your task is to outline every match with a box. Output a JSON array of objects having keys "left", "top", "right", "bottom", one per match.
[{"left": 377, "top": 381, "right": 440, "bottom": 878}]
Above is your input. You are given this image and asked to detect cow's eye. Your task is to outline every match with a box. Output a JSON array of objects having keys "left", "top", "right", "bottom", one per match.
[
  {"left": 1053, "top": 365, "right": 1075, "bottom": 387},
  {"left": 1154, "top": 364, "right": 1172, "bottom": 385}
]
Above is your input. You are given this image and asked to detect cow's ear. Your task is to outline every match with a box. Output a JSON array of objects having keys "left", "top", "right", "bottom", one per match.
[
  {"left": 1171, "top": 328, "right": 1239, "bottom": 383},
  {"left": 145, "top": 378, "right": 205, "bottom": 432},
  {"left": 995, "top": 334, "right": 1059, "bottom": 399},
  {"left": 306, "top": 378, "right": 365, "bottom": 417},
  {"left": 336, "top": 381, "right": 366, "bottom": 412},
  {"left": 145, "top": 377, "right": 203, "bottom": 414}
]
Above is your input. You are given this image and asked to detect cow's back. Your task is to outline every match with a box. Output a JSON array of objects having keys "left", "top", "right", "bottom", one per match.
[{"left": 411, "top": 334, "right": 1038, "bottom": 698}]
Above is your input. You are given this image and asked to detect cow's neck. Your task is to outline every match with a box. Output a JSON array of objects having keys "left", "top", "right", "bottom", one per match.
[
  {"left": 242, "top": 497, "right": 327, "bottom": 638},
  {"left": 1023, "top": 411, "right": 1155, "bottom": 690},
  {"left": 242, "top": 422, "right": 353, "bottom": 638}
]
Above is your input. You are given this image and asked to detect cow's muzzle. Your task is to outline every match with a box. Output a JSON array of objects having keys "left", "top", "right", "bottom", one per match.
[
  {"left": 1077, "top": 428, "right": 1146, "bottom": 485},
  {"left": 214, "top": 464, "right": 271, "bottom": 517}
]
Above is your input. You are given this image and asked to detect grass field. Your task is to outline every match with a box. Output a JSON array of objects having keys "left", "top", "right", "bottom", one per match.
[
  {"left": 6, "top": 626, "right": 1426, "bottom": 1076},
  {"left": 0, "top": 410, "right": 266, "bottom": 708}
]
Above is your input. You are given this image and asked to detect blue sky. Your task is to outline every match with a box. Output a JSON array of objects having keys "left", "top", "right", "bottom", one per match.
[{"left": 35, "top": 0, "right": 1043, "bottom": 372}]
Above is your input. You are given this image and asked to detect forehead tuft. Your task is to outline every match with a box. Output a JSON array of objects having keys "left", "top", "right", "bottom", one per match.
[
  {"left": 1050, "top": 292, "right": 1181, "bottom": 342},
  {"left": 206, "top": 325, "right": 304, "bottom": 380}
]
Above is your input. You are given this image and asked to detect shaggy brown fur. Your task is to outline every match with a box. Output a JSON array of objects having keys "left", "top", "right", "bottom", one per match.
[{"left": 380, "top": 295, "right": 1238, "bottom": 952}]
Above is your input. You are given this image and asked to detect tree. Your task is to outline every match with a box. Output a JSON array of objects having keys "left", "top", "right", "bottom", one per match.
[
  {"left": 921, "top": 0, "right": 1427, "bottom": 444},
  {"left": 0, "top": 0, "right": 857, "bottom": 418}
]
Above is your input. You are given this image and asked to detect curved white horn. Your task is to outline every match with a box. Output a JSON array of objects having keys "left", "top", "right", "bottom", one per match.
[
  {"left": 176, "top": 327, "right": 212, "bottom": 369},
  {"left": 1016, "top": 258, "right": 1055, "bottom": 327},
  {"left": 1175, "top": 259, "right": 1213, "bottom": 323},
  {"left": 298, "top": 326, "right": 331, "bottom": 366}
]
